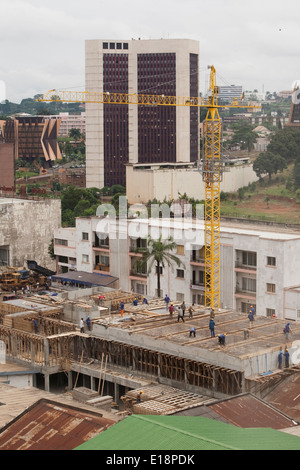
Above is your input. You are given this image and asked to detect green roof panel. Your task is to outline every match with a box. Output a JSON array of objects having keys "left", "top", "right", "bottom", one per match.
[{"left": 74, "top": 415, "right": 300, "bottom": 451}]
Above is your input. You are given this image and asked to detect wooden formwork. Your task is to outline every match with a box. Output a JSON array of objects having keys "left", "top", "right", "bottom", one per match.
[{"left": 124, "top": 384, "right": 216, "bottom": 415}]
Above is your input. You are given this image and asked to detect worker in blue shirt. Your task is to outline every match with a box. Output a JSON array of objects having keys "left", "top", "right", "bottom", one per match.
[
  {"left": 284, "top": 349, "right": 290, "bottom": 368},
  {"left": 209, "top": 319, "right": 215, "bottom": 337},
  {"left": 218, "top": 334, "right": 226, "bottom": 346},
  {"left": 278, "top": 350, "right": 283, "bottom": 369},
  {"left": 189, "top": 326, "right": 196, "bottom": 337}
]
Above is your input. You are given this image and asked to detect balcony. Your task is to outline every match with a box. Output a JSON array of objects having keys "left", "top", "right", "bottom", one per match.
[
  {"left": 235, "top": 286, "right": 256, "bottom": 299},
  {"left": 235, "top": 261, "right": 257, "bottom": 273},
  {"left": 93, "top": 242, "right": 109, "bottom": 251},
  {"left": 190, "top": 281, "right": 205, "bottom": 291},
  {"left": 94, "top": 264, "right": 110, "bottom": 272},
  {"left": 129, "top": 270, "right": 147, "bottom": 278}
]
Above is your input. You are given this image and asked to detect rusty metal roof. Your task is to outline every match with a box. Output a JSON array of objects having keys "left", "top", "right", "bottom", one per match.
[
  {"left": 265, "top": 373, "right": 300, "bottom": 422},
  {"left": 0, "top": 399, "right": 116, "bottom": 450},
  {"left": 208, "top": 393, "right": 297, "bottom": 430}
]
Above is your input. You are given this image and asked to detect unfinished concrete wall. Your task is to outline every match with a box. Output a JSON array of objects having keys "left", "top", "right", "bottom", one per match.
[{"left": 0, "top": 197, "right": 61, "bottom": 271}]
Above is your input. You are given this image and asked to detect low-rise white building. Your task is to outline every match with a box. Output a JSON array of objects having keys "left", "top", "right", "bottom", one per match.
[{"left": 53, "top": 215, "right": 300, "bottom": 320}]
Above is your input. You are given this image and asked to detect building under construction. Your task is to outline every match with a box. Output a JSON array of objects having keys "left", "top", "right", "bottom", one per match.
[{"left": 0, "top": 284, "right": 299, "bottom": 416}]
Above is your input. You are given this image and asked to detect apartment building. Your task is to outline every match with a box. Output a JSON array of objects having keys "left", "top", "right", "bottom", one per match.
[
  {"left": 53, "top": 215, "right": 300, "bottom": 321},
  {"left": 42, "top": 112, "right": 86, "bottom": 137},
  {"left": 85, "top": 38, "right": 200, "bottom": 188}
]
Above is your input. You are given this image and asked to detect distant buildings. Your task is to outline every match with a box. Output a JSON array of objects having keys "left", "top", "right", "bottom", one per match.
[
  {"left": 41, "top": 112, "right": 86, "bottom": 137},
  {"left": 85, "top": 38, "right": 200, "bottom": 188},
  {"left": 0, "top": 143, "right": 14, "bottom": 188},
  {"left": 0, "top": 116, "right": 62, "bottom": 164},
  {"left": 218, "top": 85, "right": 243, "bottom": 103},
  {"left": 53, "top": 216, "right": 300, "bottom": 321}
]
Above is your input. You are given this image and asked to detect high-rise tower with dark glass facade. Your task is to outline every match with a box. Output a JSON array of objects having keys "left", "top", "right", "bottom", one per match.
[{"left": 85, "top": 39, "right": 200, "bottom": 188}]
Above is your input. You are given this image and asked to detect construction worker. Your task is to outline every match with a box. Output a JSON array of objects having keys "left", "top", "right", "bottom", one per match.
[
  {"left": 86, "top": 315, "right": 91, "bottom": 331},
  {"left": 142, "top": 296, "right": 148, "bottom": 304},
  {"left": 284, "top": 323, "right": 291, "bottom": 339},
  {"left": 188, "top": 304, "right": 195, "bottom": 318},
  {"left": 120, "top": 300, "right": 124, "bottom": 317},
  {"left": 181, "top": 301, "right": 186, "bottom": 317},
  {"left": 249, "top": 305, "right": 255, "bottom": 316},
  {"left": 168, "top": 302, "right": 174, "bottom": 316},
  {"left": 189, "top": 326, "right": 196, "bottom": 337},
  {"left": 209, "top": 319, "right": 215, "bottom": 337},
  {"left": 136, "top": 390, "right": 143, "bottom": 403},
  {"left": 177, "top": 307, "right": 184, "bottom": 322},
  {"left": 218, "top": 334, "right": 226, "bottom": 346},
  {"left": 284, "top": 348, "right": 290, "bottom": 368},
  {"left": 278, "top": 350, "right": 283, "bottom": 369},
  {"left": 164, "top": 294, "right": 170, "bottom": 311},
  {"left": 32, "top": 318, "right": 38, "bottom": 334},
  {"left": 248, "top": 310, "right": 254, "bottom": 328},
  {"left": 80, "top": 318, "right": 84, "bottom": 333},
  {"left": 133, "top": 297, "right": 138, "bottom": 306}
]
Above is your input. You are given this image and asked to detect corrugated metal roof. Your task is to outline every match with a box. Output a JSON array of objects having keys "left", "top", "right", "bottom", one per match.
[
  {"left": 265, "top": 373, "right": 300, "bottom": 422},
  {"left": 50, "top": 271, "right": 118, "bottom": 287},
  {"left": 75, "top": 414, "right": 300, "bottom": 451},
  {"left": 0, "top": 399, "right": 115, "bottom": 450},
  {"left": 208, "top": 394, "right": 297, "bottom": 429}
]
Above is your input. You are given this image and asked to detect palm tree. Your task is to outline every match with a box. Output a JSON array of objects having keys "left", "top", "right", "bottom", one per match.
[{"left": 136, "top": 234, "right": 185, "bottom": 298}]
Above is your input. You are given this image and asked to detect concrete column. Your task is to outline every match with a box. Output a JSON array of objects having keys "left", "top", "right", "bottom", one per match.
[
  {"left": 114, "top": 383, "right": 119, "bottom": 403},
  {"left": 44, "top": 373, "right": 50, "bottom": 392},
  {"left": 67, "top": 371, "right": 73, "bottom": 390},
  {"left": 44, "top": 338, "right": 50, "bottom": 366},
  {"left": 91, "top": 376, "right": 96, "bottom": 391}
]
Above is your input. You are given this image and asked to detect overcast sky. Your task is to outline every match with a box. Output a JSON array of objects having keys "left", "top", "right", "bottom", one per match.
[{"left": 1, "top": 0, "right": 299, "bottom": 103}]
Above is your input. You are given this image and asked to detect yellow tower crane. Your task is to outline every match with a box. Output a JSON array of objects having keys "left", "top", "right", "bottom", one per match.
[{"left": 37, "top": 65, "right": 260, "bottom": 309}]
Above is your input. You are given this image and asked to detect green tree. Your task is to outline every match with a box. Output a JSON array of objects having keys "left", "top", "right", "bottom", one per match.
[
  {"left": 136, "top": 235, "right": 185, "bottom": 298},
  {"left": 69, "top": 128, "right": 82, "bottom": 140},
  {"left": 48, "top": 239, "right": 56, "bottom": 260},
  {"left": 267, "top": 128, "right": 300, "bottom": 162},
  {"left": 293, "top": 161, "right": 300, "bottom": 189},
  {"left": 253, "top": 151, "right": 287, "bottom": 181},
  {"left": 230, "top": 123, "right": 257, "bottom": 153}
]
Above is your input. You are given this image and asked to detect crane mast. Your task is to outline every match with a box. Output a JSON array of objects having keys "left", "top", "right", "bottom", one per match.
[{"left": 37, "top": 66, "right": 260, "bottom": 309}]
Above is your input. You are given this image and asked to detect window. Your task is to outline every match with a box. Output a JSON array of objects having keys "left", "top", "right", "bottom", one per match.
[
  {"left": 156, "top": 266, "right": 163, "bottom": 274},
  {"left": 55, "top": 238, "right": 68, "bottom": 246},
  {"left": 176, "top": 293, "right": 184, "bottom": 302},
  {"left": 266, "top": 283, "right": 276, "bottom": 293},
  {"left": 103, "top": 42, "right": 108, "bottom": 49},
  {"left": 177, "top": 245, "right": 184, "bottom": 255},
  {"left": 267, "top": 256, "right": 276, "bottom": 267},
  {"left": 176, "top": 269, "right": 184, "bottom": 278},
  {"left": 123, "top": 43, "right": 128, "bottom": 49},
  {"left": 242, "top": 277, "right": 256, "bottom": 292},
  {"left": 82, "top": 254, "right": 89, "bottom": 263},
  {"left": 100, "top": 255, "right": 109, "bottom": 266},
  {"left": 82, "top": 232, "right": 89, "bottom": 241},
  {"left": 266, "top": 308, "right": 275, "bottom": 317},
  {"left": 242, "top": 251, "right": 257, "bottom": 267}
]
